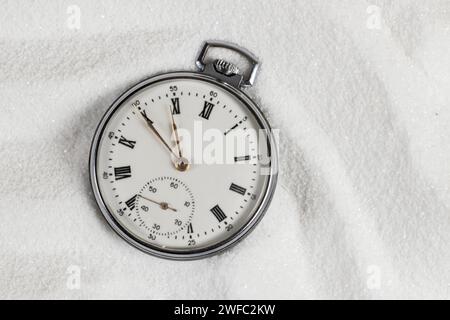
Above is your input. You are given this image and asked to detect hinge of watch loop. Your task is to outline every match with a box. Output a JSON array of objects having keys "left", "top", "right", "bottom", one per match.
[{"left": 195, "top": 40, "right": 260, "bottom": 89}]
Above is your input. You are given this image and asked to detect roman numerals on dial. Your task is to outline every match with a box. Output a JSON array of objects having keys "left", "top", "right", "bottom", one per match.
[
  {"left": 187, "top": 223, "right": 194, "bottom": 234},
  {"left": 114, "top": 166, "right": 131, "bottom": 180},
  {"left": 199, "top": 101, "right": 215, "bottom": 120},
  {"left": 210, "top": 204, "right": 227, "bottom": 222},
  {"left": 171, "top": 98, "right": 180, "bottom": 114},
  {"left": 118, "top": 135, "right": 136, "bottom": 149},
  {"left": 125, "top": 194, "right": 137, "bottom": 210},
  {"left": 234, "top": 155, "right": 250, "bottom": 162},
  {"left": 229, "top": 183, "right": 246, "bottom": 196}
]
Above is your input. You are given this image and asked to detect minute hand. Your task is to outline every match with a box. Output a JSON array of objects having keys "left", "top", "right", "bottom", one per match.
[
  {"left": 170, "top": 108, "right": 183, "bottom": 158},
  {"left": 140, "top": 111, "right": 179, "bottom": 159}
]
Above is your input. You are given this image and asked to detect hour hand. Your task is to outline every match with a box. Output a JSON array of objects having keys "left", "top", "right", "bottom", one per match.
[
  {"left": 139, "top": 109, "right": 178, "bottom": 159},
  {"left": 140, "top": 109, "right": 153, "bottom": 125}
]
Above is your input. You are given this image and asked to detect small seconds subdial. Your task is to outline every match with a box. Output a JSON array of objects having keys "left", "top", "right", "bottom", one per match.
[{"left": 135, "top": 177, "right": 195, "bottom": 238}]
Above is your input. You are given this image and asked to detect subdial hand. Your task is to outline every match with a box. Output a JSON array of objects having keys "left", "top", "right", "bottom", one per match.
[{"left": 138, "top": 194, "right": 177, "bottom": 212}]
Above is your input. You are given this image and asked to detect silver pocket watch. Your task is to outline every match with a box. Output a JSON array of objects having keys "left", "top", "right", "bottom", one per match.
[{"left": 89, "top": 41, "right": 278, "bottom": 260}]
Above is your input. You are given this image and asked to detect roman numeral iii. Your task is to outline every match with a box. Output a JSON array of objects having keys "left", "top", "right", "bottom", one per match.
[
  {"left": 118, "top": 135, "right": 136, "bottom": 149},
  {"left": 171, "top": 98, "right": 180, "bottom": 114},
  {"left": 229, "top": 183, "right": 247, "bottom": 196},
  {"left": 234, "top": 155, "right": 250, "bottom": 162},
  {"left": 199, "top": 101, "right": 215, "bottom": 120},
  {"left": 114, "top": 166, "right": 131, "bottom": 180},
  {"left": 125, "top": 194, "right": 137, "bottom": 210},
  {"left": 210, "top": 204, "right": 227, "bottom": 222}
]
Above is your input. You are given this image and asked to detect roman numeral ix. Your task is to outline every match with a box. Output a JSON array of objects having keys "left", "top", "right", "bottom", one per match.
[
  {"left": 118, "top": 135, "right": 136, "bottom": 149},
  {"left": 210, "top": 204, "right": 227, "bottom": 222},
  {"left": 114, "top": 166, "right": 131, "bottom": 180},
  {"left": 229, "top": 183, "right": 247, "bottom": 196},
  {"left": 199, "top": 101, "right": 215, "bottom": 120}
]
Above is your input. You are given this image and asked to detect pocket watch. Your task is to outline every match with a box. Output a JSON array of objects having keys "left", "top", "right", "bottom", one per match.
[{"left": 89, "top": 41, "right": 278, "bottom": 260}]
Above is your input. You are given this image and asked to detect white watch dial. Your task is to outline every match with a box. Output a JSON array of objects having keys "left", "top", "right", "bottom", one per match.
[{"left": 93, "top": 75, "right": 275, "bottom": 257}]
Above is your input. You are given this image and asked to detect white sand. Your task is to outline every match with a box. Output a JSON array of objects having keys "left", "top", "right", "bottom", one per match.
[{"left": 0, "top": 0, "right": 449, "bottom": 299}]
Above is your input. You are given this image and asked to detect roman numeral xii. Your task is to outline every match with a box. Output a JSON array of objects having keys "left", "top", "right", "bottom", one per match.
[{"left": 199, "top": 101, "right": 214, "bottom": 120}]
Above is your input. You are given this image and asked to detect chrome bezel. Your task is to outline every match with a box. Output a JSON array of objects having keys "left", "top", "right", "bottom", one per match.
[{"left": 89, "top": 71, "right": 278, "bottom": 260}]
